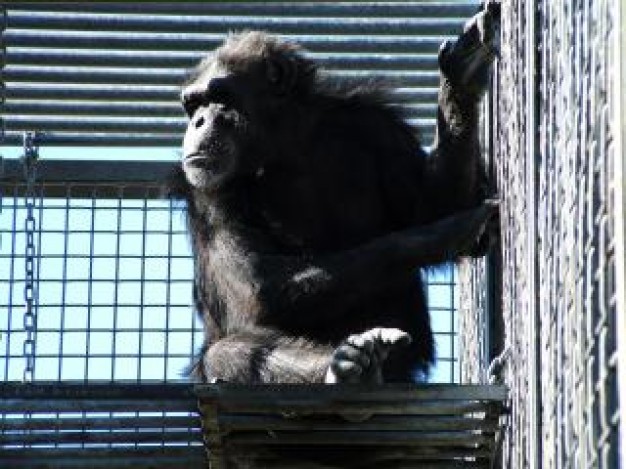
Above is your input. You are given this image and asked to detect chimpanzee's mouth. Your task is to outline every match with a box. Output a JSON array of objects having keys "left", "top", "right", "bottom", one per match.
[
  {"left": 183, "top": 153, "right": 210, "bottom": 165},
  {"left": 183, "top": 154, "right": 224, "bottom": 175}
]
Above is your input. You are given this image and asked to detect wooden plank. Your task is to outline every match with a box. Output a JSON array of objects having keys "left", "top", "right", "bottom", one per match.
[
  {"left": 195, "top": 384, "right": 509, "bottom": 403},
  {"left": 216, "top": 414, "right": 499, "bottom": 433},
  {"left": 206, "top": 400, "right": 492, "bottom": 416},
  {"left": 224, "top": 430, "right": 494, "bottom": 447}
]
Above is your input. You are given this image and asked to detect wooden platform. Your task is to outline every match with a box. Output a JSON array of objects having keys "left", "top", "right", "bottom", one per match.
[
  {"left": 198, "top": 383, "right": 507, "bottom": 468},
  {"left": 0, "top": 383, "right": 507, "bottom": 468}
]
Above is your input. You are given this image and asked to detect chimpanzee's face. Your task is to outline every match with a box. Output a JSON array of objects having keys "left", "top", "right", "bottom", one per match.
[
  {"left": 180, "top": 58, "right": 252, "bottom": 191},
  {"left": 180, "top": 33, "right": 307, "bottom": 192}
]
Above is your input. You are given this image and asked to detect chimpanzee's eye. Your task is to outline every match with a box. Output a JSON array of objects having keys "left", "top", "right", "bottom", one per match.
[{"left": 182, "top": 94, "right": 201, "bottom": 118}]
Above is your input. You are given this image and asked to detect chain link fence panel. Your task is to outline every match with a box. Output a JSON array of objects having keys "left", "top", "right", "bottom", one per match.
[{"left": 459, "top": 0, "right": 622, "bottom": 467}]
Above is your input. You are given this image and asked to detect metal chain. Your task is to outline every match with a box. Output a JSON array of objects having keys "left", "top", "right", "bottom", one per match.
[{"left": 22, "top": 132, "right": 39, "bottom": 382}]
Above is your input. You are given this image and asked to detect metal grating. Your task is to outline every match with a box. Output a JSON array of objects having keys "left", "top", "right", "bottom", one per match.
[
  {"left": 0, "top": 160, "right": 203, "bottom": 383},
  {"left": 0, "top": 1, "right": 478, "bottom": 148},
  {"left": 0, "top": 2, "right": 494, "bottom": 466},
  {"left": 0, "top": 383, "right": 204, "bottom": 469},
  {"left": 197, "top": 383, "right": 507, "bottom": 468},
  {"left": 458, "top": 0, "right": 623, "bottom": 468},
  {"left": 0, "top": 382, "right": 507, "bottom": 469}
]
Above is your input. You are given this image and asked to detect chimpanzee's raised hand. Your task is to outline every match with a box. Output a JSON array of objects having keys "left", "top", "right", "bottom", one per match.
[{"left": 438, "top": 1, "right": 501, "bottom": 97}]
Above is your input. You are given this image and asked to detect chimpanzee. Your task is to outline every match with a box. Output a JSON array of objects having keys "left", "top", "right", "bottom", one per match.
[{"left": 169, "top": 3, "right": 500, "bottom": 385}]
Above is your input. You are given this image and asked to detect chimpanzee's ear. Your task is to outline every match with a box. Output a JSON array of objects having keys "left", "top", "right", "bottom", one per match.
[
  {"left": 163, "top": 163, "right": 191, "bottom": 201},
  {"left": 266, "top": 55, "right": 300, "bottom": 95}
]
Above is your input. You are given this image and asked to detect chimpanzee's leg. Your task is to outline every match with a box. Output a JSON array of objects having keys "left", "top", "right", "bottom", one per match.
[{"left": 203, "top": 326, "right": 412, "bottom": 384}]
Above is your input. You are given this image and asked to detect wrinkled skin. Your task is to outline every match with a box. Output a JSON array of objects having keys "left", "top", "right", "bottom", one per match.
[{"left": 169, "top": 3, "right": 500, "bottom": 390}]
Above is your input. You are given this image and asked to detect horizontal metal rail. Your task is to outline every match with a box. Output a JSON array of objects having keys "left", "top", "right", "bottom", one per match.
[
  {"left": 0, "top": 382, "right": 506, "bottom": 468},
  {"left": 1, "top": 131, "right": 180, "bottom": 147},
  {"left": 198, "top": 383, "right": 507, "bottom": 468},
  {"left": 4, "top": 83, "right": 439, "bottom": 103},
  {"left": 1, "top": 129, "right": 436, "bottom": 148},
  {"left": 3, "top": 66, "right": 441, "bottom": 86},
  {"left": 4, "top": 30, "right": 452, "bottom": 53},
  {"left": 1, "top": 2, "right": 466, "bottom": 148},
  {"left": 7, "top": 49, "right": 440, "bottom": 70},
  {"left": 0, "top": 383, "right": 204, "bottom": 469},
  {"left": 2, "top": 100, "right": 437, "bottom": 118},
  {"left": 5, "top": 11, "right": 467, "bottom": 35},
  {"left": 8, "top": 2, "right": 477, "bottom": 18},
  {"left": 2, "top": 159, "right": 176, "bottom": 183}
]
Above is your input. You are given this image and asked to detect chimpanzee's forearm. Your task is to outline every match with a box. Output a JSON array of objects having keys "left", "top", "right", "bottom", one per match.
[
  {"left": 423, "top": 2, "right": 499, "bottom": 220},
  {"left": 425, "top": 80, "right": 484, "bottom": 218},
  {"left": 257, "top": 202, "right": 496, "bottom": 329}
]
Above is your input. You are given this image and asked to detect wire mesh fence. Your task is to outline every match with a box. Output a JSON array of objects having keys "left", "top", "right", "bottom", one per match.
[
  {"left": 458, "top": 0, "right": 623, "bottom": 468},
  {"left": 0, "top": 173, "right": 202, "bottom": 383},
  {"left": 0, "top": 3, "right": 479, "bottom": 465},
  {"left": 1, "top": 159, "right": 462, "bottom": 385}
]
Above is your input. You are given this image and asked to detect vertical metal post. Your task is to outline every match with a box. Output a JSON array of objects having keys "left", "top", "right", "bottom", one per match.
[
  {"left": 615, "top": 0, "right": 626, "bottom": 465},
  {"left": 526, "top": 0, "right": 542, "bottom": 467}
]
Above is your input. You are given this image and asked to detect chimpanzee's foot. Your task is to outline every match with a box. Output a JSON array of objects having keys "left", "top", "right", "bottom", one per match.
[
  {"left": 438, "top": 1, "right": 501, "bottom": 94},
  {"left": 325, "top": 328, "right": 412, "bottom": 384}
]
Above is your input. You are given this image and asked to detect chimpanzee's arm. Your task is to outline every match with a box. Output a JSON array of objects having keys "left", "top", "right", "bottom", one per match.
[
  {"left": 424, "top": 3, "right": 500, "bottom": 219},
  {"left": 256, "top": 201, "right": 497, "bottom": 329}
]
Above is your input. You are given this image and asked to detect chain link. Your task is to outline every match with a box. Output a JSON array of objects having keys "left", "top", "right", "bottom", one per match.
[{"left": 22, "top": 132, "right": 39, "bottom": 382}]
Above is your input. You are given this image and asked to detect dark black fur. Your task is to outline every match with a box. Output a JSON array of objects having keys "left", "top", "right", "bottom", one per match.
[{"left": 170, "top": 14, "right": 497, "bottom": 385}]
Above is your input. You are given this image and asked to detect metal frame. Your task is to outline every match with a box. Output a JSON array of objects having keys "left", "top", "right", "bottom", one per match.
[
  {"left": 617, "top": 1, "right": 626, "bottom": 465},
  {"left": 525, "top": 1, "right": 541, "bottom": 467},
  {"left": 1, "top": 2, "right": 479, "bottom": 148},
  {"left": 198, "top": 383, "right": 508, "bottom": 469}
]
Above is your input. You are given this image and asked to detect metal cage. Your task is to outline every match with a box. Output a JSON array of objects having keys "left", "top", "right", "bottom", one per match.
[
  {"left": 1, "top": 2, "right": 511, "bottom": 468},
  {"left": 458, "top": 1, "right": 624, "bottom": 468}
]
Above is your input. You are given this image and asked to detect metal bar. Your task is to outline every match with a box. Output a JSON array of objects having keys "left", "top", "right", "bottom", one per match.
[
  {"left": 224, "top": 431, "right": 494, "bottom": 447},
  {"left": 7, "top": 2, "right": 477, "bottom": 18},
  {"left": 111, "top": 192, "right": 122, "bottom": 381},
  {"left": 526, "top": 0, "right": 541, "bottom": 468},
  {"left": 3, "top": 83, "right": 438, "bottom": 103},
  {"left": 2, "top": 101, "right": 184, "bottom": 117},
  {"left": 0, "top": 446, "right": 205, "bottom": 460},
  {"left": 1, "top": 130, "right": 435, "bottom": 148},
  {"left": 0, "top": 399, "right": 197, "bottom": 412},
  {"left": 3, "top": 29, "right": 450, "bottom": 53},
  {"left": 5, "top": 83, "right": 180, "bottom": 101},
  {"left": 4, "top": 190, "right": 18, "bottom": 381},
  {"left": 196, "top": 383, "right": 509, "bottom": 402},
  {"left": 84, "top": 189, "right": 95, "bottom": 380},
  {"left": 206, "top": 401, "right": 495, "bottom": 417},
  {"left": 0, "top": 430, "right": 202, "bottom": 445},
  {"left": 616, "top": 1, "right": 626, "bottom": 466},
  {"left": 1, "top": 160, "right": 176, "bottom": 183},
  {"left": 5, "top": 11, "right": 466, "bottom": 35},
  {"left": 2, "top": 65, "right": 440, "bottom": 87},
  {"left": 6, "top": 48, "right": 440, "bottom": 70},
  {"left": 0, "top": 382, "right": 196, "bottom": 398},
  {"left": 0, "top": 457, "right": 205, "bottom": 469},
  {"left": 1, "top": 131, "right": 180, "bottom": 147},
  {"left": 4, "top": 116, "right": 187, "bottom": 133},
  {"left": 0, "top": 458, "right": 205, "bottom": 469},
  {"left": 57, "top": 191, "right": 70, "bottom": 381},
  {"left": 3, "top": 115, "right": 433, "bottom": 133},
  {"left": 2, "top": 414, "right": 198, "bottom": 430},
  {"left": 137, "top": 196, "right": 147, "bottom": 380},
  {"left": 216, "top": 414, "right": 499, "bottom": 432}
]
